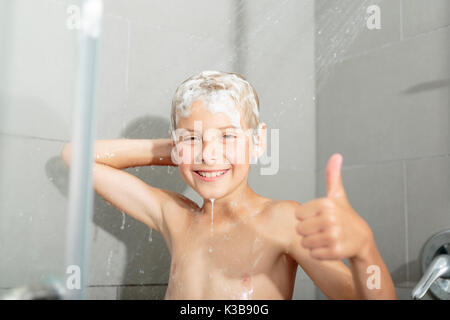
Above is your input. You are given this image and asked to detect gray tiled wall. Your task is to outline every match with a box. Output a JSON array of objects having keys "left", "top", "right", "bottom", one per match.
[
  {"left": 315, "top": 0, "right": 450, "bottom": 300},
  {"left": 0, "top": 0, "right": 316, "bottom": 299},
  {"left": 2, "top": 0, "right": 448, "bottom": 301}
]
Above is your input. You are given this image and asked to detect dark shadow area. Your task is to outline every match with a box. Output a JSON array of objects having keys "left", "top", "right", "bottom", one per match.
[
  {"left": 49, "top": 116, "right": 189, "bottom": 299},
  {"left": 109, "top": 116, "right": 188, "bottom": 299}
]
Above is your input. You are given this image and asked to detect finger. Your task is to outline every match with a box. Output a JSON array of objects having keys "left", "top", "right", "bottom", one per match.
[
  {"left": 295, "top": 198, "right": 323, "bottom": 221},
  {"left": 296, "top": 215, "right": 327, "bottom": 236},
  {"left": 310, "top": 247, "right": 339, "bottom": 260},
  {"left": 300, "top": 233, "right": 330, "bottom": 249},
  {"left": 325, "top": 153, "right": 347, "bottom": 199}
]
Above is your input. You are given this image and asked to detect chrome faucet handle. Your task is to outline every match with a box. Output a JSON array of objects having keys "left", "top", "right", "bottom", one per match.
[
  {"left": 1, "top": 279, "right": 66, "bottom": 300},
  {"left": 411, "top": 254, "right": 450, "bottom": 300}
]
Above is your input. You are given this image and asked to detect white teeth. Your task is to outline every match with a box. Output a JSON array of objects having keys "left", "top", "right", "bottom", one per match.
[{"left": 197, "top": 170, "right": 227, "bottom": 178}]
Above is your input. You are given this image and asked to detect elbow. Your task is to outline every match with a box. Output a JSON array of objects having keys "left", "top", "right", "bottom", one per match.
[{"left": 61, "top": 143, "right": 72, "bottom": 166}]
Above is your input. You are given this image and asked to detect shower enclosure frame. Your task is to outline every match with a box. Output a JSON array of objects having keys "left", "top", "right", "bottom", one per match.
[{"left": 1, "top": 0, "right": 104, "bottom": 300}]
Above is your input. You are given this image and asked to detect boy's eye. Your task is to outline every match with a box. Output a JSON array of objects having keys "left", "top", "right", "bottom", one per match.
[
  {"left": 223, "top": 134, "right": 236, "bottom": 139},
  {"left": 181, "top": 135, "right": 201, "bottom": 142}
]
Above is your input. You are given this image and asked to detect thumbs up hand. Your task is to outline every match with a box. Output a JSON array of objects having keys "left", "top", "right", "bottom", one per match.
[{"left": 295, "top": 153, "right": 374, "bottom": 261}]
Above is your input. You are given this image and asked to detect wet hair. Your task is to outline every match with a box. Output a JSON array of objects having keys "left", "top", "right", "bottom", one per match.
[{"left": 169, "top": 70, "right": 260, "bottom": 134}]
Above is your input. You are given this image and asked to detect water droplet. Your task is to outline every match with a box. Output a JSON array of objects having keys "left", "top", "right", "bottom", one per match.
[
  {"left": 106, "top": 250, "right": 113, "bottom": 277},
  {"left": 241, "top": 287, "right": 254, "bottom": 300},
  {"left": 210, "top": 198, "right": 215, "bottom": 236},
  {"left": 120, "top": 212, "right": 126, "bottom": 230},
  {"left": 148, "top": 228, "right": 153, "bottom": 242}
]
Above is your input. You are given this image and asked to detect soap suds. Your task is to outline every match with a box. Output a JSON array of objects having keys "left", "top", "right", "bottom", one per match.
[{"left": 170, "top": 70, "right": 260, "bottom": 135}]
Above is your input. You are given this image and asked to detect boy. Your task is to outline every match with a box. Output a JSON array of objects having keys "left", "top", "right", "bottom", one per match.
[{"left": 61, "top": 70, "right": 396, "bottom": 299}]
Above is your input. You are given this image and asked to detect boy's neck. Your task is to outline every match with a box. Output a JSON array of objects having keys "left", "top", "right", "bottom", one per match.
[{"left": 200, "top": 181, "right": 257, "bottom": 219}]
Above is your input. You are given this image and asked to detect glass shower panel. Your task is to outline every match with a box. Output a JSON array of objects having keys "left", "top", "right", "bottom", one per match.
[{"left": 0, "top": 0, "right": 103, "bottom": 299}]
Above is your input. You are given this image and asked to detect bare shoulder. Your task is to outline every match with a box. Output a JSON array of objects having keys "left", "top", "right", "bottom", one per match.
[
  {"left": 257, "top": 199, "right": 302, "bottom": 246},
  {"left": 160, "top": 189, "right": 200, "bottom": 213},
  {"left": 160, "top": 189, "right": 200, "bottom": 226},
  {"left": 158, "top": 189, "right": 200, "bottom": 248},
  {"left": 262, "top": 199, "right": 302, "bottom": 220}
]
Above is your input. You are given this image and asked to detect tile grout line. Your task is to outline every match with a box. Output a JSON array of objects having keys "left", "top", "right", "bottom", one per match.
[
  {"left": 0, "top": 131, "right": 67, "bottom": 143},
  {"left": 402, "top": 160, "right": 409, "bottom": 283},
  {"left": 316, "top": 153, "right": 450, "bottom": 173}
]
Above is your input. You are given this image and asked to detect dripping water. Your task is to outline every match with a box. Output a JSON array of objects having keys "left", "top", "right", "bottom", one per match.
[
  {"left": 209, "top": 198, "right": 214, "bottom": 254},
  {"left": 315, "top": 0, "right": 374, "bottom": 92},
  {"left": 148, "top": 228, "right": 153, "bottom": 242},
  {"left": 120, "top": 211, "right": 126, "bottom": 230},
  {"left": 106, "top": 250, "right": 113, "bottom": 277}
]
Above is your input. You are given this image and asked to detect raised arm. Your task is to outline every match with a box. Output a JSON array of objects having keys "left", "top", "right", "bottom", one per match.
[
  {"left": 288, "top": 154, "right": 397, "bottom": 299},
  {"left": 60, "top": 138, "right": 187, "bottom": 237},
  {"left": 279, "top": 200, "right": 358, "bottom": 300}
]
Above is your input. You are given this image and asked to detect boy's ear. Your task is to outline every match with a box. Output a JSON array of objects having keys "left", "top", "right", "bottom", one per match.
[{"left": 253, "top": 122, "right": 267, "bottom": 159}]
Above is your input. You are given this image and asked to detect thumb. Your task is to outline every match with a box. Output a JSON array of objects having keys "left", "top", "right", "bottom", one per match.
[{"left": 326, "top": 153, "right": 346, "bottom": 199}]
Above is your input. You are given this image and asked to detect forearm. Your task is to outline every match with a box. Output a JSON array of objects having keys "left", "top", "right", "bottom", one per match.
[
  {"left": 348, "top": 237, "right": 397, "bottom": 300},
  {"left": 61, "top": 138, "right": 175, "bottom": 169}
]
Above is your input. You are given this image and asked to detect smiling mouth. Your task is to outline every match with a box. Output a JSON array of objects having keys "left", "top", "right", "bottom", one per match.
[{"left": 193, "top": 169, "right": 230, "bottom": 181}]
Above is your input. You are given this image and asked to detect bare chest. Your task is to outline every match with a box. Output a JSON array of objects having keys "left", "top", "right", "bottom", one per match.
[{"left": 164, "top": 213, "right": 297, "bottom": 299}]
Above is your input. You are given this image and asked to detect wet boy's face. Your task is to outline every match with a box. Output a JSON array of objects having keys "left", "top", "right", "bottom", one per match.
[{"left": 172, "top": 99, "right": 257, "bottom": 200}]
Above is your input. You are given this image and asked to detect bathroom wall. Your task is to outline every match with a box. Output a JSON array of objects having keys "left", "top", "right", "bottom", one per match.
[
  {"left": 315, "top": 0, "right": 450, "bottom": 299},
  {"left": 0, "top": 0, "right": 316, "bottom": 299}
]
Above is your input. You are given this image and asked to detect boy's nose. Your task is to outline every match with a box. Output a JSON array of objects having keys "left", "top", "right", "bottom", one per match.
[{"left": 202, "top": 140, "right": 221, "bottom": 165}]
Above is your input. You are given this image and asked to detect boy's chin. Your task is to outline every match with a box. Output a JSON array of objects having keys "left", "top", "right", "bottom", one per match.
[
  {"left": 198, "top": 191, "right": 226, "bottom": 201},
  {"left": 195, "top": 187, "right": 229, "bottom": 201}
]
